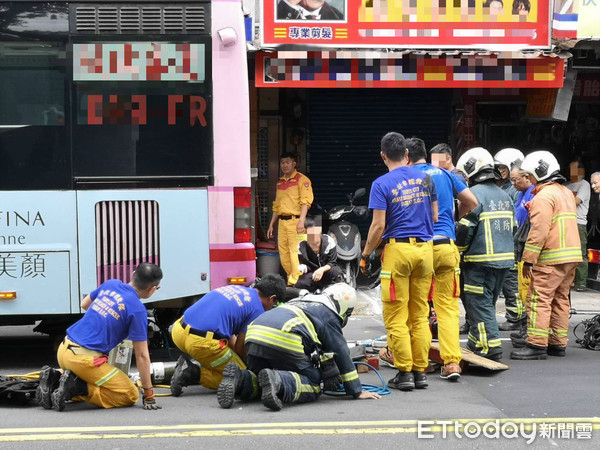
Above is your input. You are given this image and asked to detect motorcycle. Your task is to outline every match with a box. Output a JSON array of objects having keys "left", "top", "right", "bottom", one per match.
[{"left": 325, "top": 188, "right": 368, "bottom": 289}]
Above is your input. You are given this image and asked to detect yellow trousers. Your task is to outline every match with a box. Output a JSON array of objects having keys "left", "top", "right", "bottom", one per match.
[
  {"left": 171, "top": 318, "right": 246, "bottom": 390},
  {"left": 432, "top": 241, "right": 462, "bottom": 365},
  {"left": 278, "top": 218, "right": 306, "bottom": 285},
  {"left": 56, "top": 338, "right": 139, "bottom": 409},
  {"left": 380, "top": 239, "right": 434, "bottom": 373},
  {"left": 517, "top": 261, "right": 530, "bottom": 320}
]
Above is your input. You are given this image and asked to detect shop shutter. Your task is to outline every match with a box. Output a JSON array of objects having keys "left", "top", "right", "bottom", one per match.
[{"left": 307, "top": 88, "right": 452, "bottom": 234}]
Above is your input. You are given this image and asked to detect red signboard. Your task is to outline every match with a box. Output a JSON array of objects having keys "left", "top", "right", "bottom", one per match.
[
  {"left": 256, "top": 51, "right": 565, "bottom": 88},
  {"left": 262, "top": 0, "right": 551, "bottom": 49}
]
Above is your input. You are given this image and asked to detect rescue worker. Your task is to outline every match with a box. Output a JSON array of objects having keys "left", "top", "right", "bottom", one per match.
[
  {"left": 510, "top": 151, "right": 582, "bottom": 360},
  {"left": 216, "top": 284, "right": 380, "bottom": 410},
  {"left": 493, "top": 148, "right": 523, "bottom": 331},
  {"left": 267, "top": 152, "right": 314, "bottom": 286},
  {"left": 295, "top": 216, "right": 343, "bottom": 291},
  {"left": 407, "top": 138, "right": 478, "bottom": 381},
  {"left": 509, "top": 161, "right": 535, "bottom": 340},
  {"left": 361, "top": 132, "right": 438, "bottom": 391},
  {"left": 39, "top": 263, "right": 164, "bottom": 411},
  {"left": 169, "top": 274, "right": 286, "bottom": 396},
  {"left": 430, "top": 143, "right": 467, "bottom": 184},
  {"left": 456, "top": 148, "right": 515, "bottom": 361}
]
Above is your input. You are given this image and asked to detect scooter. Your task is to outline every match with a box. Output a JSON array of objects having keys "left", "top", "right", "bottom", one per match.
[{"left": 326, "top": 188, "right": 368, "bottom": 289}]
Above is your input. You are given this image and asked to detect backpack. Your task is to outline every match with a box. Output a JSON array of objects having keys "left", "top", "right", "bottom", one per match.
[{"left": 0, "top": 375, "right": 39, "bottom": 406}]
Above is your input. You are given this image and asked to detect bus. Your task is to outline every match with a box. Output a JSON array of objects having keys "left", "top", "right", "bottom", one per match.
[{"left": 0, "top": 0, "right": 255, "bottom": 332}]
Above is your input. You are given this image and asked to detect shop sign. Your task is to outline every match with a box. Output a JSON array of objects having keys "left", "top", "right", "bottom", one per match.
[
  {"left": 262, "top": 0, "right": 551, "bottom": 49},
  {"left": 256, "top": 51, "right": 564, "bottom": 88}
]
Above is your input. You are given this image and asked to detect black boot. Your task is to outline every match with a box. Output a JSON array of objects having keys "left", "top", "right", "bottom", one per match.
[
  {"left": 459, "top": 320, "right": 470, "bottom": 335},
  {"left": 388, "top": 371, "right": 415, "bottom": 391},
  {"left": 510, "top": 343, "right": 548, "bottom": 360},
  {"left": 412, "top": 371, "right": 428, "bottom": 389},
  {"left": 170, "top": 354, "right": 200, "bottom": 397},
  {"left": 217, "top": 362, "right": 243, "bottom": 409},
  {"left": 498, "top": 320, "right": 520, "bottom": 331},
  {"left": 36, "top": 366, "right": 62, "bottom": 410},
  {"left": 51, "top": 370, "right": 88, "bottom": 411},
  {"left": 258, "top": 369, "right": 283, "bottom": 411},
  {"left": 547, "top": 345, "right": 566, "bottom": 357},
  {"left": 510, "top": 318, "right": 528, "bottom": 347}
]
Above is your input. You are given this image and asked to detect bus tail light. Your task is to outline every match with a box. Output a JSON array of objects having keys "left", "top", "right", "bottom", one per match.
[
  {"left": 588, "top": 249, "right": 600, "bottom": 264},
  {"left": 234, "top": 187, "right": 252, "bottom": 243},
  {"left": 0, "top": 291, "right": 17, "bottom": 300},
  {"left": 228, "top": 277, "right": 247, "bottom": 285}
]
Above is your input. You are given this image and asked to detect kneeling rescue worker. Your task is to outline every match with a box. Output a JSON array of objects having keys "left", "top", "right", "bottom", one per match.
[
  {"left": 37, "top": 263, "right": 164, "bottom": 411},
  {"left": 169, "top": 274, "right": 286, "bottom": 397},
  {"left": 216, "top": 283, "right": 381, "bottom": 411}
]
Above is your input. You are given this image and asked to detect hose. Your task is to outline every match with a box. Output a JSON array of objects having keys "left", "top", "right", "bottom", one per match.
[{"left": 324, "top": 361, "right": 391, "bottom": 396}]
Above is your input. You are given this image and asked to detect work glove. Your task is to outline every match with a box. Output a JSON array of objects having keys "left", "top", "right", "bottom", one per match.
[
  {"left": 320, "top": 353, "right": 342, "bottom": 392},
  {"left": 359, "top": 254, "right": 374, "bottom": 276},
  {"left": 142, "top": 387, "right": 162, "bottom": 410}
]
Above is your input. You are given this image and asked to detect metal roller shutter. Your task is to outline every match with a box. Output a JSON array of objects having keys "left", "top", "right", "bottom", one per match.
[{"left": 307, "top": 88, "right": 452, "bottom": 234}]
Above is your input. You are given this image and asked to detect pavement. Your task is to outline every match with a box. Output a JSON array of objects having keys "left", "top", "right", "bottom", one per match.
[{"left": 0, "top": 287, "right": 599, "bottom": 448}]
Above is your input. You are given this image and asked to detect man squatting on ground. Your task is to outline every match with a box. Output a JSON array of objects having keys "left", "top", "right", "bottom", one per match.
[
  {"left": 216, "top": 283, "right": 380, "bottom": 411},
  {"left": 36, "top": 263, "right": 164, "bottom": 411},
  {"left": 168, "top": 274, "right": 287, "bottom": 397}
]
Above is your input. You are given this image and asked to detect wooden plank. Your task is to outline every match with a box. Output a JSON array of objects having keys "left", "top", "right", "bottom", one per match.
[{"left": 429, "top": 342, "right": 509, "bottom": 371}]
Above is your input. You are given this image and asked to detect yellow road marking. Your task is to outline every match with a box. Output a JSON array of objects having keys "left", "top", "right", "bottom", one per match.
[{"left": 1, "top": 418, "right": 599, "bottom": 442}]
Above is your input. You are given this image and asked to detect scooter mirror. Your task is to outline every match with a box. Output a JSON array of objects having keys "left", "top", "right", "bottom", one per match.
[{"left": 354, "top": 188, "right": 366, "bottom": 199}]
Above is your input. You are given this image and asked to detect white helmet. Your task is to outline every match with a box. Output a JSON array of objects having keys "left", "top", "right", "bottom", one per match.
[
  {"left": 297, "top": 283, "right": 357, "bottom": 323},
  {"left": 494, "top": 148, "right": 524, "bottom": 169},
  {"left": 456, "top": 147, "right": 495, "bottom": 182},
  {"left": 520, "top": 151, "right": 561, "bottom": 182}
]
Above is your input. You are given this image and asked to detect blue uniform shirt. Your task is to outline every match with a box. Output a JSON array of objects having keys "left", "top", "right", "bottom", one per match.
[
  {"left": 183, "top": 285, "right": 265, "bottom": 338},
  {"left": 452, "top": 168, "right": 467, "bottom": 185},
  {"left": 67, "top": 279, "right": 148, "bottom": 354},
  {"left": 413, "top": 163, "right": 467, "bottom": 240},
  {"left": 515, "top": 185, "right": 535, "bottom": 227},
  {"left": 369, "top": 166, "right": 437, "bottom": 241}
]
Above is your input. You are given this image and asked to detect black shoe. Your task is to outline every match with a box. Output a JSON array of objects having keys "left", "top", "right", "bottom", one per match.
[
  {"left": 498, "top": 321, "right": 520, "bottom": 331},
  {"left": 547, "top": 345, "right": 566, "bottom": 357},
  {"left": 459, "top": 322, "right": 470, "bottom": 335},
  {"left": 485, "top": 352, "right": 503, "bottom": 362},
  {"left": 511, "top": 335, "right": 526, "bottom": 348},
  {"left": 412, "top": 372, "right": 428, "bottom": 389},
  {"left": 510, "top": 344, "right": 548, "bottom": 360},
  {"left": 388, "top": 371, "right": 415, "bottom": 391},
  {"left": 36, "top": 366, "right": 62, "bottom": 410},
  {"left": 575, "top": 286, "right": 587, "bottom": 292},
  {"left": 170, "top": 354, "right": 200, "bottom": 397},
  {"left": 258, "top": 369, "right": 283, "bottom": 411},
  {"left": 51, "top": 370, "right": 88, "bottom": 412},
  {"left": 217, "top": 362, "right": 242, "bottom": 409}
]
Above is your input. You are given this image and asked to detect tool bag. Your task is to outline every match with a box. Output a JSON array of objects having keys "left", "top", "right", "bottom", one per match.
[{"left": 0, "top": 375, "right": 39, "bottom": 406}]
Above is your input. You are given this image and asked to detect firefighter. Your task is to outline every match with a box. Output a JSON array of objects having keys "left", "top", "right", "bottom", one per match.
[
  {"left": 407, "top": 138, "right": 478, "bottom": 381},
  {"left": 169, "top": 274, "right": 286, "bottom": 397},
  {"left": 510, "top": 151, "right": 582, "bottom": 360},
  {"left": 216, "top": 284, "right": 381, "bottom": 410},
  {"left": 455, "top": 148, "right": 515, "bottom": 361},
  {"left": 493, "top": 148, "right": 523, "bottom": 331},
  {"left": 267, "top": 152, "right": 314, "bottom": 286},
  {"left": 41, "top": 263, "right": 164, "bottom": 411},
  {"left": 361, "top": 132, "right": 438, "bottom": 391}
]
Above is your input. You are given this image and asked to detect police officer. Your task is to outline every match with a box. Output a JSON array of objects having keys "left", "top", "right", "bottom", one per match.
[
  {"left": 361, "top": 132, "right": 438, "bottom": 391},
  {"left": 493, "top": 148, "right": 523, "bottom": 331},
  {"left": 407, "top": 138, "right": 478, "bottom": 381},
  {"left": 510, "top": 152, "right": 582, "bottom": 359},
  {"left": 456, "top": 148, "right": 515, "bottom": 361},
  {"left": 38, "top": 263, "right": 164, "bottom": 411},
  {"left": 216, "top": 284, "right": 380, "bottom": 410},
  {"left": 169, "top": 274, "right": 286, "bottom": 397},
  {"left": 267, "top": 152, "right": 314, "bottom": 286}
]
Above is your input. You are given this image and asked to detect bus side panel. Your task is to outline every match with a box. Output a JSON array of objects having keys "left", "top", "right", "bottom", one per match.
[
  {"left": 0, "top": 191, "right": 78, "bottom": 316},
  {"left": 76, "top": 189, "right": 210, "bottom": 306}
]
